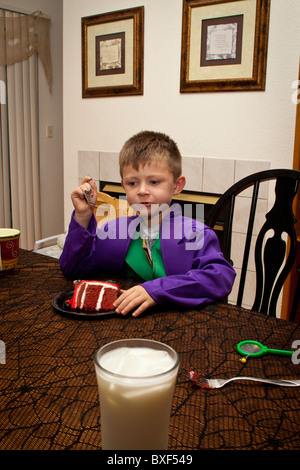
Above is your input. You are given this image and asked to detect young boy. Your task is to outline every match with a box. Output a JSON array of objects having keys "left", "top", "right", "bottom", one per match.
[{"left": 60, "top": 131, "right": 235, "bottom": 317}]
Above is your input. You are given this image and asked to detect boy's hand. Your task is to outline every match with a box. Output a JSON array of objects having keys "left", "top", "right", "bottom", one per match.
[
  {"left": 72, "top": 176, "right": 97, "bottom": 228},
  {"left": 114, "top": 285, "right": 157, "bottom": 318}
]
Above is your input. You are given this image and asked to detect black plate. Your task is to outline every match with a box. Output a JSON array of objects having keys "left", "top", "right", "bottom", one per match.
[{"left": 52, "top": 288, "right": 116, "bottom": 319}]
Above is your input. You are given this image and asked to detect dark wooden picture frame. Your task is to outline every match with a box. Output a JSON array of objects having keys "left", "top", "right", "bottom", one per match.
[
  {"left": 180, "top": 0, "right": 270, "bottom": 92},
  {"left": 82, "top": 6, "right": 144, "bottom": 98}
]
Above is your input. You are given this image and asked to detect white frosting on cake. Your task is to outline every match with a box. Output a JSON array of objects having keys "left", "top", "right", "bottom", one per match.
[{"left": 75, "top": 281, "right": 119, "bottom": 310}]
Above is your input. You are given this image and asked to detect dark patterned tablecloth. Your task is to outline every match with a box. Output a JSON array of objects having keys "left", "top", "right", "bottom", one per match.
[{"left": 0, "top": 249, "right": 299, "bottom": 451}]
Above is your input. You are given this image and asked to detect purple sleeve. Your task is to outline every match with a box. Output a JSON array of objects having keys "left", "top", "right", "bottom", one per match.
[
  {"left": 59, "top": 213, "right": 132, "bottom": 279},
  {"left": 59, "top": 212, "right": 99, "bottom": 278},
  {"left": 141, "top": 228, "right": 236, "bottom": 308}
]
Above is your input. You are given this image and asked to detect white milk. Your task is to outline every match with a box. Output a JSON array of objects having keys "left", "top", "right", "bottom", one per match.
[{"left": 94, "top": 342, "right": 179, "bottom": 450}]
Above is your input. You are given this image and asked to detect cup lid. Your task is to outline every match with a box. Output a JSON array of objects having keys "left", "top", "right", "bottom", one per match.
[{"left": 0, "top": 228, "right": 21, "bottom": 238}]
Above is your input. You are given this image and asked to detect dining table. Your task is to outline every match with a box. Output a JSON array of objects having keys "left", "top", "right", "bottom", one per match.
[{"left": 0, "top": 249, "right": 299, "bottom": 459}]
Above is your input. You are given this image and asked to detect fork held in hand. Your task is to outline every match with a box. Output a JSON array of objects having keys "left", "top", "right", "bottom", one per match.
[
  {"left": 83, "top": 181, "right": 95, "bottom": 205},
  {"left": 183, "top": 369, "right": 300, "bottom": 389}
]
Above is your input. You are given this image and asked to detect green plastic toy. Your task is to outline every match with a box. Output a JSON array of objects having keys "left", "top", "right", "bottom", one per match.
[{"left": 237, "top": 340, "right": 293, "bottom": 360}]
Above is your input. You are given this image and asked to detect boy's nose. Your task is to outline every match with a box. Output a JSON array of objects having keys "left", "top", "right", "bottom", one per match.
[{"left": 138, "top": 182, "right": 149, "bottom": 195}]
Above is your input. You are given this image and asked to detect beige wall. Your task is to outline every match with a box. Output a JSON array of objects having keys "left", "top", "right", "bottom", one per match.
[
  {"left": 62, "top": 0, "right": 300, "bottom": 227},
  {"left": 2, "top": 1, "right": 299, "bottom": 239}
]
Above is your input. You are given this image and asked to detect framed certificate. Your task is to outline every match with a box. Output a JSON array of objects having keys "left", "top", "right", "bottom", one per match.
[
  {"left": 82, "top": 7, "right": 144, "bottom": 97},
  {"left": 180, "top": 0, "right": 270, "bottom": 92}
]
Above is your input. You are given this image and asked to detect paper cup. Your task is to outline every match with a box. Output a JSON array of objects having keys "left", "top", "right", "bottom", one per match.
[{"left": 0, "top": 228, "right": 21, "bottom": 271}]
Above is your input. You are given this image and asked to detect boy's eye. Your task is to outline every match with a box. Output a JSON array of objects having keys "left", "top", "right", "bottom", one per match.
[
  {"left": 150, "top": 180, "right": 160, "bottom": 185},
  {"left": 127, "top": 181, "right": 137, "bottom": 186}
]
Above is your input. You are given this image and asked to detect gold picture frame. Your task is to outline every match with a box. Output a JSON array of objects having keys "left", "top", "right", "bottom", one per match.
[
  {"left": 82, "top": 6, "right": 144, "bottom": 98},
  {"left": 180, "top": 0, "right": 270, "bottom": 92}
]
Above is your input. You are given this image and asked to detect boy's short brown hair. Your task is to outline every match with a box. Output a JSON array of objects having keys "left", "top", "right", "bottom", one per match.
[{"left": 119, "top": 130, "right": 182, "bottom": 181}]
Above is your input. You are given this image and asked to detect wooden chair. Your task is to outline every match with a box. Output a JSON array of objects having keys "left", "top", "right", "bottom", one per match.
[
  {"left": 206, "top": 169, "right": 300, "bottom": 319},
  {"left": 93, "top": 191, "right": 134, "bottom": 226}
]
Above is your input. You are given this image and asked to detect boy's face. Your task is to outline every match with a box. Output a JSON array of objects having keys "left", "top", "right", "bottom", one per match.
[{"left": 121, "top": 160, "right": 185, "bottom": 220}]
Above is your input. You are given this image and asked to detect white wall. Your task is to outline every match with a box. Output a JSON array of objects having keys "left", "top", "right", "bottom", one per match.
[
  {"left": 63, "top": 0, "right": 300, "bottom": 226},
  {"left": 2, "top": 0, "right": 64, "bottom": 239}
]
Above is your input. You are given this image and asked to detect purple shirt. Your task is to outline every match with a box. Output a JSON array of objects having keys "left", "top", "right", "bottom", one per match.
[{"left": 60, "top": 211, "right": 236, "bottom": 309}]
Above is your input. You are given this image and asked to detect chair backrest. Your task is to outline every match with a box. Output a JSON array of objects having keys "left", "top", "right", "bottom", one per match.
[
  {"left": 93, "top": 191, "right": 134, "bottom": 226},
  {"left": 205, "top": 169, "right": 300, "bottom": 318}
]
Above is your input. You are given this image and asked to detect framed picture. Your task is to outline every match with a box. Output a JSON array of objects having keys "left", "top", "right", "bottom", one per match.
[
  {"left": 82, "top": 6, "right": 144, "bottom": 98},
  {"left": 180, "top": 0, "right": 270, "bottom": 92}
]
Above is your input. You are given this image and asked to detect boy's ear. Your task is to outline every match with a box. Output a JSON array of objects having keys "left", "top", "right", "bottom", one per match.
[{"left": 173, "top": 175, "right": 186, "bottom": 195}]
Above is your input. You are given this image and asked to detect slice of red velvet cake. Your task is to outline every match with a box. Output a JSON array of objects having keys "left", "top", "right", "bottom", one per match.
[{"left": 66, "top": 280, "right": 120, "bottom": 312}]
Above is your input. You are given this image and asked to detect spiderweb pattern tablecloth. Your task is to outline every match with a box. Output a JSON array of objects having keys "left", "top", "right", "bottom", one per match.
[{"left": 0, "top": 250, "right": 299, "bottom": 450}]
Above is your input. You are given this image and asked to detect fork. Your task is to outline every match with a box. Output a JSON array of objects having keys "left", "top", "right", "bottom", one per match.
[
  {"left": 201, "top": 377, "right": 300, "bottom": 389},
  {"left": 183, "top": 369, "right": 300, "bottom": 389},
  {"left": 83, "top": 181, "right": 95, "bottom": 205}
]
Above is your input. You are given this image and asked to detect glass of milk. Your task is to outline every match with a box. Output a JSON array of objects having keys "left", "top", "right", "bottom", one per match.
[{"left": 94, "top": 338, "right": 179, "bottom": 450}]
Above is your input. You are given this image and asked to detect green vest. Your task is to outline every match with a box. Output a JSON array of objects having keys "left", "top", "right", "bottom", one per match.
[{"left": 125, "top": 235, "right": 167, "bottom": 281}]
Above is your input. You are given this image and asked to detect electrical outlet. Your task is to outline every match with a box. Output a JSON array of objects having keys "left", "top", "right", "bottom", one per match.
[{"left": 46, "top": 125, "right": 53, "bottom": 138}]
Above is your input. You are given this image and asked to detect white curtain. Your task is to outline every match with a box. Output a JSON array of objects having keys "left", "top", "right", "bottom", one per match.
[{"left": 0, "top": 9, "right": 52, "bottom": 249}]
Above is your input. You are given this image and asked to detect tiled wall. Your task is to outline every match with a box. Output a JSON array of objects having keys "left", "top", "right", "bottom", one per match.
[{"left": 78, "top": 150, "right": 273, "bottom": 313}]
